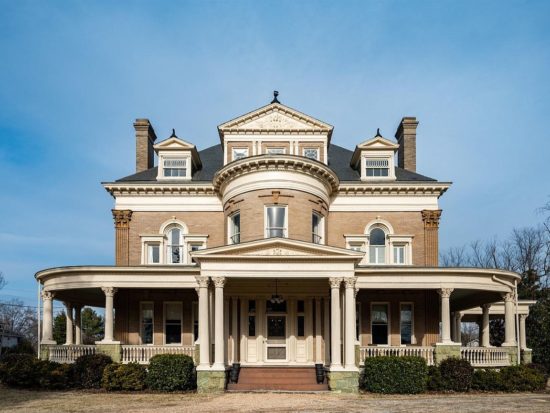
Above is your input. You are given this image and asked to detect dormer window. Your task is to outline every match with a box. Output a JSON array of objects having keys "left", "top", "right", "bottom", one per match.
[
  {"left": 232, "top": 148, "right": 248, "bottom": 161},
  {"left": 365, "top": 158, "right": 389, "bottom": 177},
  {"left": 303, "top": 148, "right": 319, "bottom": 160},
  {"left": 163, "top": 158, "right": 187, "bottom": 177}
]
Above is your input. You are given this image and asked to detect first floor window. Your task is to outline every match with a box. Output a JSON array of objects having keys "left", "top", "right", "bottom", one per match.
[
  {"left": 356, "top": 303, "right": 361, "bottom": 341},
  {"left": 140, "top": 302, "right": 154, "bottom": 344},
  {"left": 165, "top": 302, "right": 182, "bottom": 344},
  {"left": 365, "top": 158, "right": 389, "bottom": 177},
  {"left": 393, "top": 245, "right": 406, "bottom": 264},
  {"left": 371, "top": 303, "right": 389, "bottom": 345},
  {"left": 232, "top": 148, "right": 248, "bottom": 161},
  {"left": 163, "top": 158, "right": 187, "bottom": 177},
  {"left": 303, "top": 148, "right": 319, "bottom": 160},
  {"left": 312, "top": 212, "right": 323, "bottom": 244},
  {"left": 229, "top": 212, "right": 241, "bottom": 244},
  {"left": 248, "top": 300, "right": 256, "bottom": 337},
  {"left": 266, "top": 206, "right": 287, "bottom": 238},
  {"left": 193, "top": 302, "right": 199, "bottom": 342},
  {"left": 147, "top": 244, "right": 160, "bottom": 264},
  {"left": 400, "top": 303, "right": 413, "bottom": 345},
  {"left": 296, "top": 300, "right": 305, "bottom": 337}
]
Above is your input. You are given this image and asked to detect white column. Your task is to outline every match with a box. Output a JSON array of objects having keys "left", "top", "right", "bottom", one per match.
[
  {"left": 196, "top": 276, "right": 210, "bottom": 368},
  {"left": 64, "top": 302, "right": 74, "bottom": 345},
  {"left": 323, "top": 297, "right": 330, "bottom": 364},
  {"left": 231, "top": 297, "right": 239, "bottom": 363},
  {"left": 224, "top": 298, "right": 230, "bottom": 365},
  {"left": 438, "top": 288, "right": 453, "bottom": 344},
  {"left": 329, "top": 277, "right": 342, "bottom": 369},
  {"left": 454, "top": 312, "right": 462, "bottom": 344},
  {"left": 344, "top": 278, "right": 357, "bottom": 370},
  {"left": 100, "top": 287, "right": 117, "bottom": 343},
  {"left": 41, "top": 291, "right": 56, "bottom": 344},
  {"left": 212, "top": 276, "right": 226, "bottom": 370},
  {"left": 315, "top": 298, "right": 322, "bottom": 363},
  {"left": 502, "top": 292, "right": 517, "bottom": 347},
  {"left": 481, "top": 304, "right": 491, "bottom": 347},
  {"left": 74, "top": 305, "right": 82, "bottom": 345},
  {"left": 209, "top": 285, "right": 214, "bottom": 359},
  {"left": 519, "top": 314, "right": 528, "bottom": 350}
]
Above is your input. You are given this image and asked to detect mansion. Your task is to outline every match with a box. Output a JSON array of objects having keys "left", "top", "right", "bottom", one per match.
[{"left": 36, "top": 93, "right": 533, "bottom": 392}]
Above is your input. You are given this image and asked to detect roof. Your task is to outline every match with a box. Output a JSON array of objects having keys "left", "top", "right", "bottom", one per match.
[{"left": 115, "top": 143, "right": 436, "bottom": 183}]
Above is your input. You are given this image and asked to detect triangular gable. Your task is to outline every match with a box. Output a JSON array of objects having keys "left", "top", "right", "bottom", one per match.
[
  {"left": 154, "top": 136, "right": 202, "bottom": 168},
  {"left": 217, "top": 103, "right": 333, "bottom": 140},
  {"left": 350, "top": 136, "right": 399, "bottom": 167},
  {"left": 191, "top": 238, "right": 363, "bottom": 260}
]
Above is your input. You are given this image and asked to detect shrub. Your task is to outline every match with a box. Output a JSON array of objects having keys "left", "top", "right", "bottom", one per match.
[
  {"left": 102, "top": 362, "right": 147, "bottom": 391},
  {"left": 361, "top": 356, "right": 428, "bottom": 394},
  {"left": 146, "top": 354, "right": 196, "bottom": 392},
  {"left": 71, "top": 353, "right": 113, "bottom": 389},
  {"left": 471, "top": 369, "right": 503, "bottom": 392},
  {"left": 439, "top": 357, "right": 473, "bottom": 392},
  {"left": 498, "top": 365, "right": 546, "bottom": 392},
  {"left": 1, "top": 340, "right": 36, "bottom": 356},
  {"left": 38, "top": 361, "right": 72, "bottom": 390},
  {"left": 0, "top": 353, "right": 40, "bottom": 388},
  {"left": 427, "top": 365, "right": 443, "bottom": 391}
]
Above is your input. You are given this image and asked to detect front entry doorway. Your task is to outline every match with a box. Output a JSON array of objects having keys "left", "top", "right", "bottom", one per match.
[{"left": 265, "top": 299, "right": 287, "bottom": 362}]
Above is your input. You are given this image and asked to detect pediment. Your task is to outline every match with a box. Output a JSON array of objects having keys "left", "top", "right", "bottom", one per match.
[
  {"left": 154, "top": 136, "right": 196, "bottom": 150},
  {"left": 218, "top": 103, "right": 333, "bottom": 134},
  {"left": 356, "top": 136, "right": 399, "bottom": 150}
]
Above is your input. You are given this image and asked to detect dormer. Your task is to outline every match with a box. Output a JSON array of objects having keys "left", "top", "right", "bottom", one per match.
[
  {"left": 217, "top": 92, "right": 333, "bottom": 165},
  {"left": 350, "top": 130, "right": 399, "bottom": 181},
  {"left": 154, "top": 130, "right": 201, "bottom": 180}
]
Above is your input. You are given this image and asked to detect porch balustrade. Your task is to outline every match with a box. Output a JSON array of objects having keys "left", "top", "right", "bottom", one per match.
[
  {"left": 360, "top": 346, "right": 435, "bottom": 366},
  {"left": 48, "top": 345, "right": 96, "bottom": 363},
  {"left": 121, "top": 345, "right": 195, "bottom": 364},
  {"left": 460, "top": 347, "right": 510, "bottom": 367}
]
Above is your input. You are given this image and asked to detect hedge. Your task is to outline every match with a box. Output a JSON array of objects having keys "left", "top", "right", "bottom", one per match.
[
  {"left": 145, "top": 354, "right": 196, "bottom": 391},
  {"left": 71, "top": 353, "right": 113, "bottom": 389},
  {"left": 102, "top": 362, "right": 147, "bottom": 391},
  {"left": 0, "top": 353, "right": 39, "bottom": 388},
  {"left": 439, "top": 357, "right": 474, "bottom": 392},
  {"left": 361, "top": 356, "right": 428, "bottom": 394},
  {"left": 498, "top": 365, "right": 546, "bottom": 392}
]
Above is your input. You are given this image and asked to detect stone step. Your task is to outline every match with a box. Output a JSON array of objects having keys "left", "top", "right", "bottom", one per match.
[{"left": 227, "top": 383, "right": 329, "bottom": 392}]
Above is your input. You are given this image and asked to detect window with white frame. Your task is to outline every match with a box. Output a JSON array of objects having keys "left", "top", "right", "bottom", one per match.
[
  {"left": 303, "top": 148, "right": 319, "bottom": 160},
  {"left": 312, "top": 212, "right": 323, "bottom": 244},
  {"left": 166, "top": 226, "right": 184, "bottom": 264},
  {"left": 140, "top": 302, "right": 154, "bottom": 345},
  {"left": 267, "top": 147, "right": 285, "bottom": 155},
  {"left": 265, "top": 205, "right": 287, "bottom": 238},
  {"left": 187, "top": 242, "right": 205, "bottom": 264},
  {"left": 369, "top": 228, "right": 387, "bottom": 264},
  {"left": 400, "top": 303, "right": 414, "bottom": 345},
  {"left": 146, "top": 243, "right": 160, "bottom": 264},
  {"left": 232, "top": 148, "right": 248, "bottom": 161},
  {"left": 163, "top": 158, "right": 187, "bottom": 177},
  {"left": 365, "top": 158, "right": 389, "bottom": 177},
  {"left": 164, "top": 302, "right": 182, "bottom": 345},
  {"left": 371, "top": 303, "right": 389, "bottom": 345},
  {"left": 229, "top": 211, "right": 241, "bottom": 244},
  {"left": 393, "top": 245, "right": 406, "bottom": 265},
  {"left": 348, "top": 242, "right": 365, "bottom": 252}
]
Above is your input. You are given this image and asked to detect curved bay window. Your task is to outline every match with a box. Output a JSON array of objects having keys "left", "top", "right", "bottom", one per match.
[
  {"left": 265, "top": 206, "right": 287, "bottom": 238},
  {"left": 369, "top": 227, "right": 386, "bottom": 264},
  {"left": 166, "top": 226, "right": 184, "bottom": 264}
]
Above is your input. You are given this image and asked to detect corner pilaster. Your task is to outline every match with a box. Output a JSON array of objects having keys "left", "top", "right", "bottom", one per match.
[
  {"left": 112, "top": 209, "right": 132, "bottom": 266},
  {"left": 421, "top": 209, "right": 442, "bottom": 266}
]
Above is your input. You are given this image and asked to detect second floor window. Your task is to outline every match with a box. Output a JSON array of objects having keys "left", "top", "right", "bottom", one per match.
[
  {"left": 369, "top": 228, "right": 386, "bottom": 264},
  {"left": 266, "top": 206, "right": 287, "bottom": 238},
  {"left": 365, "top": 158, "right": 389, "bottom": 177},
  {"left": 167, "top": 227, "right": 183, "bottom": 264},
  {"left": 393, "top": 245, "right": 406, "bottom": 265},
  {"left": 232, "top": 148, "right": 248, "bottom": 161},
  {"left": 312, "top": 212, "right": 323, "bottom": 244},
  {"left": 229, "top": 212, "right": 241, "bottom": 244},
  {"left": 163, "top": 158, "right": 187, "bottom": 177}
]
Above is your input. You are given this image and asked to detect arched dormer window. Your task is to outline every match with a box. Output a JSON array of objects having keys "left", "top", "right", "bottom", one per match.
[
  {"left": 165, "top": 224, "right": 185, "bottom": 264},
  {"left": 369, "top": 227, "right": 387, "bottom": 264}
]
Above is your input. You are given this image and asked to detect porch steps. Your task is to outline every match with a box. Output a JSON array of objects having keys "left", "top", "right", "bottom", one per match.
[{"left": 227, "top": 367, "right": 329, "bottom": 392}]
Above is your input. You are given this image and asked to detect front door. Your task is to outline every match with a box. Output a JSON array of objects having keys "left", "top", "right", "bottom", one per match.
[{"left": 265, "top": 300, "right": 288, "bottom": 362}]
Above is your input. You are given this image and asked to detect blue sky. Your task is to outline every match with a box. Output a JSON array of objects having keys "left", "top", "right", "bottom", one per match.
[{"left": 1, "top": 0, "right": 549, "bottom": 306}]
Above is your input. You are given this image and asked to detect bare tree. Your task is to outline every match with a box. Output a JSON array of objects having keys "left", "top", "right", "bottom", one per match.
[
  {"left": 0, "top": 271, "right": 6, "bottom": 291},
  {"left": 0, "top": 300, "right": 38, "bottom": 348},
  {"left": 440, "top": 246, "right": 468, "bottom": 267}
]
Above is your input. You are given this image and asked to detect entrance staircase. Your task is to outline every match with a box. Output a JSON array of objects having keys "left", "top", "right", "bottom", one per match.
[{"left": 227, "top": 367, "right": 329, "bottom": 392}]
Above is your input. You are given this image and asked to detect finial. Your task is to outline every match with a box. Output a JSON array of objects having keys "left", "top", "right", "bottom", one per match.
[
  {"left": 271, "top": 90, "right": 280, "bottom": 104},
  {"left": 170, "top": 128, "right": 177, "bottom": 138},
  {"left": 375, "top": 128, "right": 382, "bottom": 137}
]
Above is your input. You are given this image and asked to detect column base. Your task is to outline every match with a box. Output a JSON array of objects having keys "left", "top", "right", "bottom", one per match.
[
  {"left": 197, "top": 370, "right": 226, "bottom": 393},
  {"left": 521, "top": 348, "right": 533, "bottom": 365},
  {"left": 39, "top": 343, "right": 55, "bottom": 360},
  {"left": 327, "top": 370, "right": 359, "bottom": 393},
  {"left": 95, "top": 342, "right": 122, "bottom": 363},
  {"left": 41, "top": 340, "right": 57, "bottom": 345},
  {"left": 434, "top": 343, "right": 461, "bottom": 365}
]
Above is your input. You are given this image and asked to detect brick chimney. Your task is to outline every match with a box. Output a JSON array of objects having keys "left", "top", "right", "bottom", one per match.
[
  {"left": 134, "top": 119, "right": 157, "bottom": 173},
  {"left": 395, "top": 117, "right": 419, "bottom": 172}
]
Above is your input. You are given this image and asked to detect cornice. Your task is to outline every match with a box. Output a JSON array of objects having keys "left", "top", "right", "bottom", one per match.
[
  {"left": 103, "top": 182, "right": 217, "bottom": 197},
  {"left": 337, "top": 182, "right": 451, "bottom": 197},
  {"left": 213, "top": 155, "right": 340, "bottom": 195}
]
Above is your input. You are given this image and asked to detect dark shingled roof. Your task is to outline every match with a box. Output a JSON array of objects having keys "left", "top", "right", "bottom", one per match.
[{"left": 115, "top": 143, "right": 436, "bottom": 183}]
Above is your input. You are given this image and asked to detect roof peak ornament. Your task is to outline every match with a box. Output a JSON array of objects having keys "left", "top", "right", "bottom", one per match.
[
  {"left": 170, "top": 128, "right": 177, "bottom": 138},
  {"left": 375, "top": 128, "right": 382, "bottom": 137},
  {"left": 271, "top": 90, "right": 280, "bottom": 104}
]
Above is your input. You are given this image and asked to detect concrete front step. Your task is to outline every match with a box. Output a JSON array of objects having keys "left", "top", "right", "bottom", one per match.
[{"left": 228, "top": 367, "right": 328, "bottom": 392}]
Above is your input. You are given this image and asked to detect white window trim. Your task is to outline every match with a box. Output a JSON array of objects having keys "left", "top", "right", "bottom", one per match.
[
  {"left": 264, "top": 205, "right": 288, "bottom": 238},
  {"left": 388, "top": 235, "right": 414, "bottom": 265},
  {"left": 399, "top": 302, "right": 416, "bottom": 345},
  {"left": 302, "top": 147, "right": 320, "bottom": 161},
  {"left": 370, "top": 302, "right": 391, "bottom": 346},
  {"left": 312, "top": 211, "right": 325, "bottom": 245},
  {"left": 361, "top": 152, "right": 396, "bottom": 181},
  {"left": 367, "top": 227, "right": 389, "bottom": 265},
  {"left": 344, "top": 235, "right": 368, "bottom": 265},
  {"left": 140, "top": 235, "right": 164, "bottom": 265},
  {"left": 228, "top": 211, "right": 241, "bottom": 245},
  {"left": 232, "top": 147, "right": 249, "bottom": 162},
  {"left": 139, "top": 301, "right": 154, "bottom": 345},
  {"left": 157, "top": 153, "right": 192, "bottom": 181},
  {"left": 163, "top": 301, "right": 183, "bottom": 346}
]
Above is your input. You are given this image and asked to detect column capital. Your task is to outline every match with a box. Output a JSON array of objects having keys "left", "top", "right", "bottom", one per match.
[
  {"left": 112, "top": 209, "right": 133, "bottom": 228},
  {"left": 42, "top": 290, "right": 55, "bottom": 300},
  {"left": 101, "top": 287, "right": 118, "bottom": 297},
  {"left": 329, "top": 277, "right": 343, "bottom": 289},
  {"left": 422, "top": 209, "right": 442, "bottom": 228},
  {"left": 213, "top": 276, "right": 227, "bottom": 288},
  {"left": 481, "top": 303, "right": 491, "bottom": 311},
  {"left": 519, "top": 313, "right": 528, "bottom": 321},
  {"left": 438, "top": 288, "right": 453, "bottom": 299},
  {"left": 502, "top": 292, "right": 514, "bottom": 303},
  {"left": 195, "top": 275, "right": 210, "bottom": 288},
  {"left": 454, "top": 311, "right": 463, "bottom": 320},
  {"left": 343, "top": 277, "right": 356, "bottom": 289}
]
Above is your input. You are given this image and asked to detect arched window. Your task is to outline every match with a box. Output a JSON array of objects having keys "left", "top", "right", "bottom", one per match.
[
  {"left": 166, "top": 225, "right": 184, "bottom": 264},
  {"left": 369, "top": 227, "right": 387, "bottom": 264}
]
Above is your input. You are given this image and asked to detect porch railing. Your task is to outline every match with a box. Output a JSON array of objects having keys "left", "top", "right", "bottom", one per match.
[
  {"left": 460, "top": 347, "right": 510, "bottom": 367},
  {"left": 360, "top": 346, "right": 435, "bottom": 366},
  {"left": 121, "top": 345, "right": 195, "bottom": 364},
  {"left": 48, "top": 345, "right": 96, "bottom": 363}
]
